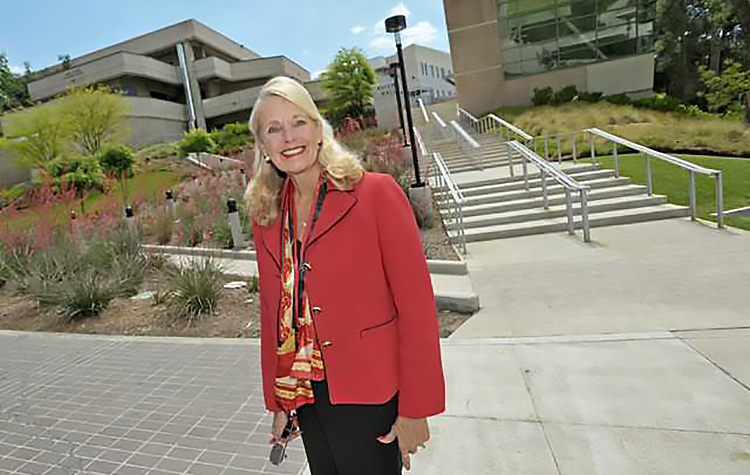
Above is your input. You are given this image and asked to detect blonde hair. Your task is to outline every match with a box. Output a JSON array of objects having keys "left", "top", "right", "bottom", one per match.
[{"left": 244, "top": 76, "right": 364, "bottom": 226}]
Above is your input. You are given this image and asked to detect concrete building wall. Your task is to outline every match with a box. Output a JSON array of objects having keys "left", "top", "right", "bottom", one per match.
[
  {"left": 443, "top": 0, "right": 656, "bottom": 114},
  {"left": 29, "top": 52, "right": 181, "bottom": 101},
  {"left": 29, "top": 20, "right": 260, "bottom": 82},
  {"left": 444, "top": 0, "right": 505, "bottom": 116},
  {"left": 126, "top": 96, "right": 187, "bottom": 145}
]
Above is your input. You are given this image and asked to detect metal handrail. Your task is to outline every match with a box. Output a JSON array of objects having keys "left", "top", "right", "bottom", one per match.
[
  {"left": 432, "top": 151, "right": 467, "bottom": 254},
  {"left": 457, "top": 106, "right": 480, "bottom": 133},
  {"left": 449, "top": 120, "right": 480, "bottom": 148},
  {"left": 431, "top": 111, "right": 447, "bottom": 128},
  {"left": 585, "top": 128, "right": 724, "bottom": 227},
  {"left": 417, "top": 98, "right": 430, "bottom": 123},
  {"left": 507, "top": 141, "right": 592, "bottom": 243},
  {"left": 485, "top": 114, "right": 533, "bottom": 141},
  {"left": 450, "top": 120, "right": 483, "bottom": 170}
]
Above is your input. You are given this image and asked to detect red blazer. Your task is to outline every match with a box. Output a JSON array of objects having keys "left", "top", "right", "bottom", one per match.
[{"left": 253, "top": 172, "right": 445, "bottom": 419}]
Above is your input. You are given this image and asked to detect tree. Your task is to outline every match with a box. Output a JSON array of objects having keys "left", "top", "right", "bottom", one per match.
[
  {"left": 699, "top": 59, "right": 750, "bottom": 113},
  {"left": 0, "top": 101, "right": 69, "bottom": 168},
  {"left": 321, "top": 48, "right": 376, "bottom": 126},
  {"left": 0, "top": 52, "right": 31, "bottom": 112},
  {"left": 99, "top": 144, "right": 136, "bottom": 205},
  {"left": 46, "top": 154, "right": 106, "bottom": 213},
  {"left": 655, "top": 0, "right": 749, "bottom": 99},
  {"left": 61, "top": 85, "right": 129, "bottom": 156}
]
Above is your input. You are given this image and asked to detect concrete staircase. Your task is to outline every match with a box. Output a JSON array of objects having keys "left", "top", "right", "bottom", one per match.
[
  {"left": 438, "top": 164, "right": 688, "bottom": 243},
  {"left": 416, "top": 115, "right": 690, "bottom": 243}
]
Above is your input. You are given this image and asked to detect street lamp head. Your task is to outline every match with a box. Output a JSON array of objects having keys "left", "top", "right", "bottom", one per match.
[{"left": 385, "top": 15, "right": 407, "bottom": 33}]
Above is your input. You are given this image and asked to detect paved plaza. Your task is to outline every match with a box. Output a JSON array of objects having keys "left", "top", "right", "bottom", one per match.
[{"left": 0, "top": 333, "right": 305, "bottom": 475}]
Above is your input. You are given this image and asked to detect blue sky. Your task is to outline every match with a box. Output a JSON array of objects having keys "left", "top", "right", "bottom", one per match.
[{"left": 1, "top": 0, "right": 450, "bottom": 78}]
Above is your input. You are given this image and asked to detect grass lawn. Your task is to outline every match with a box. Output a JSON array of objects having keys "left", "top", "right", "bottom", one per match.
[
  {"left": 4, "top": 168, "right": 183, "bottom": 230},
  {"left": 495, "top": 102, "right": 750, "bottom": 158},
  {"left": 594, "top": 153, "right": 750, "bottom": 231}
]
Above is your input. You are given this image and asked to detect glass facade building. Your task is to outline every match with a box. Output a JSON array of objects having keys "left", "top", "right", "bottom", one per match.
[{"left": 497, "top": 0, "right": 657, "bottom": 78}]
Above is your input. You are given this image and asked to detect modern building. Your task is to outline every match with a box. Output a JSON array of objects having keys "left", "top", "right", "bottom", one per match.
[
  {"left": 443, "top": 0, "right": 657, "bottom": 115},
  {"left": 23, "top": 19, "right": 320, "bottom": 146},
  {"left": 369, "top": 44, "right": 456, "bottom": 130}
]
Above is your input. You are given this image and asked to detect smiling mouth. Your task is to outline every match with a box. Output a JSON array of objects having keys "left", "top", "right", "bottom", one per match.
[{"left": 280, "top": 146, "right": 305, "bottom": 158}]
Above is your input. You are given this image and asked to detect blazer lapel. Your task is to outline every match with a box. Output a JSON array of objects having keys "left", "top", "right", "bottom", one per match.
[{"left": 308, "top": 189, "right": 357, "bottom": 247}]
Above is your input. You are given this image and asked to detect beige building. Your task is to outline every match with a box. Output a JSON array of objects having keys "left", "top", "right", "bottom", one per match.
[
  {"left": 369, "top": 44, "right": 456, "bottom": 130},
  {"left": 444, "top": 0, "right": 657, "bottom": 115},
  {"left": 25, "top": 19, "right": 320, "bottom": 146}
]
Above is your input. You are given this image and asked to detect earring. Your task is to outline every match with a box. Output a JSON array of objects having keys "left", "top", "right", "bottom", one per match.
[{"left": 263, "top": 154, "right": 270, "bottom": 163}]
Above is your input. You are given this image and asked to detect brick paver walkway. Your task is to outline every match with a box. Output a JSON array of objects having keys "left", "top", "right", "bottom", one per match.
[{"left": 0, "top": 332, "right": 305, "bottom": 475}]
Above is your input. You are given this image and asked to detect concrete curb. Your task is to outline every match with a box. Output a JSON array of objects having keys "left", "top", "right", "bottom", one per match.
[
  {"left": 145, "top": 244, "right": 479, "bottom": 314},
  {"left": 142, "top": 244, "right": 469, "bottom": 275}
]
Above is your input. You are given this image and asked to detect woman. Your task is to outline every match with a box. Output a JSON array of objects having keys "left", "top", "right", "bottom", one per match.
[{"left": 245, "top": 76, "right": 445, "bottom": 475}]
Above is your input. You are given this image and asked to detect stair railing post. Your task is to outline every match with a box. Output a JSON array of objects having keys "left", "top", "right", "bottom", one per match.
[
  {"left": 688, "top": 170, "right": 696, "bottom": 221},
  {"left": 542, "top": 169, "right": 549, "bottom": 210},
  {"left": 613, "top": 143, "right": 620, "bottom": 178},
  {"left": 572, "top": 131, "right": 578, "bottom": 163},
  {"left": 557, "top": 133, "right": 562, "bottom": 165},
  {"left": 589, "top": 132, "right": 596, "bottom": 164},
  {"left": 565, "top": 188, "right": 575, "bottom": 235},
  {"left": 522, "top": 148, "right": 530, "bottom": 191},
  {"left": 544, "top": 132, "right": 549, "bottom": 160},
  {"left": 645, "top": 153, "right": 653, "bottom": 196},
  {"left": 716, "top": 171, "right": 724, "bottom": 228},
  {"left": 508, "top": 142, "right": 515, "bottom": 178},
  {"left": 580, "top": 189, "right": 591, "bottom": 243}
]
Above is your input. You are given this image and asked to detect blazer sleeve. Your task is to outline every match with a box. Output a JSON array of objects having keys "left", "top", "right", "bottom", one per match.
[
  {"left": 374, "top": 174, "right": 446, "bottom": 419},
  {"left": 253, "top": 225, "right": 283, "bottom": 414}
]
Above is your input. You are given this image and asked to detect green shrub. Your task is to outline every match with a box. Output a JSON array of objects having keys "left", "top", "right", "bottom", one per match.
[
  {"left": 99, "top": 144, "right": 135, "bottom": 177},
  {"left": 45, "top": 154, "right": 106, "bottom": 195},
  {"left": 603, "top": 93, "right": 632, "bottom": 106},
  {"left": 210, "top": 122, "right": 254, "bottom": 154},
  {"left": 553, "top": 85, "right": 579, "bottom": 105},
  {"left": 178, "top": 128, "right": 216, "bottom": 157},
  {"left": 532, "top": 87, "right": 554, "bottom": 106},
  {"left": 633, "top": 94, "right": 684, "bottom": 113},
  {"left": 55, "top": 271, "right": 117, "bottom": 320},
  {"left": 167, "top": 258, "right": 224, "bottom": 324},
  {"left": 577, "top": 91, "right": 603, "bottom": 103},
  {"left": 210, "top": 217, "right": 234, "bottom": 249}
]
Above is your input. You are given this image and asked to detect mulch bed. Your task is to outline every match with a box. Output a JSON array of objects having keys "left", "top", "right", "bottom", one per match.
[{"left": 0, "top": 273, "right": 471, "bottom": 339}]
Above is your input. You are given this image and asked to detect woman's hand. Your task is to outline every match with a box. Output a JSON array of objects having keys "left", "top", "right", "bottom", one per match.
[
  {"left": 270, "top": 411, "right": 301, "bottom": 444},
  {"left": 377, "top": 416, "right": 430, "bottom": 470}
]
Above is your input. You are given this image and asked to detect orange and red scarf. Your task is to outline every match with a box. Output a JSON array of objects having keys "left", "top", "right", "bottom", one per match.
[{"left": 274, "top": 179, "right": 327, "bottom": 412}]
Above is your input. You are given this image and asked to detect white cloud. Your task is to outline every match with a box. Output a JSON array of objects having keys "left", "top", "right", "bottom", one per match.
[
  {"left": 351, "top": 26, "right": 366, "bottom": 35},
  {"left": 312, "top": 70, "right": 327, "bottom": 80},
  {"left": 9, "top": 65, "right": 25, "bottom": 75},
  {"left": 402, "top": 21, "right": 438, "bottom": 46},
  {"left": 373, "top": 2, "right": 411, "bottom": 34},
  {"left": 368, "top": 20, "right": 438, "bottom": 53}
]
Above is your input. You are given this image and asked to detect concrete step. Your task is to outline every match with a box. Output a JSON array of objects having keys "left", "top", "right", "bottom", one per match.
[
  {"left": 451, "top": 204, "right": 690, "bottom": 243},
  {"left": 445, "top": 165, "right": 600, "bottom": 191},
  {"left": 440, "top": 184, "right": 649, "bottom": 217},
  {"left": 436, "top": 169, "right": 615, "bottom": 198},
  {"left": 447, "top": 195, "right": 669, "bottom": 230},
  {"left": 457, "top": 177, "right": 632, "bottom": 207}
]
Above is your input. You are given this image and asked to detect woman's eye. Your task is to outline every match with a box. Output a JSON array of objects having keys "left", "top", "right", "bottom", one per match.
[
  {"left": 294, "top": 120, "right": 306, "bottom": 127},
  {"left": 267, "top": 126, "right": 280, "bottom": 133}
]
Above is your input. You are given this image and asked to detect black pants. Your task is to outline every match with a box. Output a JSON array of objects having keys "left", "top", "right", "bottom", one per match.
[{"left": 296, "top": 380, "right": 402, "bottom": 475}]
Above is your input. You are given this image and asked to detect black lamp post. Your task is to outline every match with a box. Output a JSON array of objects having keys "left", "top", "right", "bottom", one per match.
[
  {"left": 389, "top": 62, "right": 408, "bottom": 147},
  {"left": 385, "top": 14, "right": 423, "bottom": 187}
]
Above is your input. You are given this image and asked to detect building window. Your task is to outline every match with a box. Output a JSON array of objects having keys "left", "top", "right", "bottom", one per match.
[{"left": 497, "top": 0, "right": 656, "bottom": 78}]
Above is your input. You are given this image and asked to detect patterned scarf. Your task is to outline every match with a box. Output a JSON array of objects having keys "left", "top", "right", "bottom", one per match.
[{"left": 274, "top": 179, "right": 327, "bottom": 412}]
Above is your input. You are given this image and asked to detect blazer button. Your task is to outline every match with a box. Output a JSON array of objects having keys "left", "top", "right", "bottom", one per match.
[
  {"left": 312, "top": 306, "right": 322, "bottom": 314},
  {"left": 321, "top": 341, "right": 333, "bottom": 348}
]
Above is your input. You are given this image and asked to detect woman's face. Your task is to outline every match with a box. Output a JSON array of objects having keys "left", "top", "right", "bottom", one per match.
[{"left": 257, "top": 95, "right": 323, "bottom": 177}]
